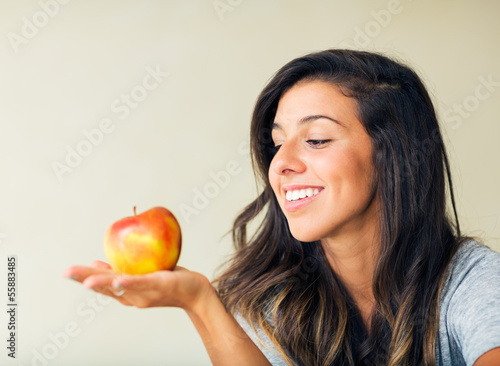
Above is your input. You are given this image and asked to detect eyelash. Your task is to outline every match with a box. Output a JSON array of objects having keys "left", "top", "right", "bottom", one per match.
[
  {"left": 307, "top": 139, "right": 331, "bottom": 147},
  {"left": 270, "top": 139, "right": 332, "bottom": 154}
]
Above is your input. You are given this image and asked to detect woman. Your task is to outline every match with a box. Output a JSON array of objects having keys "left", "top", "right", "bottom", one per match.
[{"left": 64, "top": 49, "right": 500, "bottom": 365}]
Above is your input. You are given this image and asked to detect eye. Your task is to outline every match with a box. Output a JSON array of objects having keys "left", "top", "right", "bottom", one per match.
[{"left": 307, "top": 139, "right": 331, "bottom": 147}]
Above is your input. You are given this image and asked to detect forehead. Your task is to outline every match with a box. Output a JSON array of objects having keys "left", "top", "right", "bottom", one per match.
[{"left": 273, "top": 80, "right": 360, "bottom": 129}]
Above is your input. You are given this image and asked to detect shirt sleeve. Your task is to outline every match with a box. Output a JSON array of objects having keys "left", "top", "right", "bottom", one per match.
[
  {"left": 445, "top": 245, "right": 500, "bottom": 366},
  {"left": 234, "top": 313, "right": 291, "bottom": 366}
]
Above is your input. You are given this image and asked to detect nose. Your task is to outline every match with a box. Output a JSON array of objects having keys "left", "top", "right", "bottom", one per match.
[{"left": 270, "top": 140, "right": 306, "bottom": 175}]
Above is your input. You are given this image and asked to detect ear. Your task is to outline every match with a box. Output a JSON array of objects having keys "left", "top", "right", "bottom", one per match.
[{"left": 473, "top": 347, "right": 500, "bottom": 366}]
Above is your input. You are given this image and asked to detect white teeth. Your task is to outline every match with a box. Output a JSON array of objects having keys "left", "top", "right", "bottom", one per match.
[{"left": 285, "top": 188, "right": 321, "bottom": 201}]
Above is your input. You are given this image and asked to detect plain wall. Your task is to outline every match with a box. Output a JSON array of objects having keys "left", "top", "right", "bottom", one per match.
[{"left": 1, "top": 1, "right": 499, "bottom": 365}]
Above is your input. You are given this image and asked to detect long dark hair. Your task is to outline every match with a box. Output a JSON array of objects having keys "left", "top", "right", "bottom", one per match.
[{"left": 214, "top": 49, "right": 466, "bottom": 365}]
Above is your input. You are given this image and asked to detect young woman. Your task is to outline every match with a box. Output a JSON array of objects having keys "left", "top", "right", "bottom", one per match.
[{"left": 64, "top": 49, "right": 500, "bottom": 365}]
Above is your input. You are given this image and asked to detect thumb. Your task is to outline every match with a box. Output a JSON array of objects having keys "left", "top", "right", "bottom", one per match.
[{"left": 90, "top": 260, "right": 112, "bottom": 270}]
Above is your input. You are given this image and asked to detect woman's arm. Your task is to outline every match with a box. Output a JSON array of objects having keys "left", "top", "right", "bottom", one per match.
[
  {"left": 185, "top": 281, "right": 272, "bottom": 366},
  {"left": 473, "top": 347, "right": 500, "bottom": 366},
  {"left": 63, "top": 261, "right": 271, "bottom": 366}
]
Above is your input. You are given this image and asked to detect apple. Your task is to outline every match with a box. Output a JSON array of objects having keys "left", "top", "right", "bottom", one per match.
[{"left": 104, "top": 206, "right": 182, "bottom": 275}]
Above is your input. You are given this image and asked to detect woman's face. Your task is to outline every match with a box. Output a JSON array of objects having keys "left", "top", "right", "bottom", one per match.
[{"left": 268, "top": 80, "right": 379, "bottom": 243}]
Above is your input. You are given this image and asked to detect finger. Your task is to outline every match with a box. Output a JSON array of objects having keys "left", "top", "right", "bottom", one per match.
[
  {"left": 90, "top": 286, "right": 134, "bottom": 306},
  {"left": 82, "top": 273, "right": 117, "bottom": 289},
  {"left": 173, "top": 266, "right": 188, "bottom": 272},
  {"left": 62, "top": 265, "right": 85, "bottom": 279},
  {"left": 63, "top": 266, "right": 100, "bottom": 282},
  {"left": 62, "top": 265, "right": 113, "bottom": 282},
  {"left": 90, "top": 260, "right": 112, "bottom": 270},
  {"left": 112, "top": 271, "right": 173, "bottom": 292}
]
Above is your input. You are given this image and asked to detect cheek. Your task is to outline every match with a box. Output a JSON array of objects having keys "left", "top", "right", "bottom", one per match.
[
  {"left": 349, "top": 153, "right": 375, "bottom": 185},
  {"left": 345, "top": 155, "right": 377, "bottom": 202},
  {"left": 314, "top": 147, "right": 375, "bottom": 192}
]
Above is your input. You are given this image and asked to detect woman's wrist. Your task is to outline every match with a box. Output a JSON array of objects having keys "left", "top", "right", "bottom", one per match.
[
  {"left": 182, "top": 279, "right": 271, "bottom": 366},
  {"left": 182, "top": 273, "right": 219, "bottom": 318}
]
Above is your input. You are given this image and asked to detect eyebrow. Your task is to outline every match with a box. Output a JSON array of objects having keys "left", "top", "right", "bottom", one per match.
[{"left": 272, "top": 114, "right": 345, "bottom": 130}]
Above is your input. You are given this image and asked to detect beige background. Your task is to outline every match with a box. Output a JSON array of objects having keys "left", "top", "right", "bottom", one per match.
[{"left": 0, "top": 1, "right": 499, "bottom": 365}]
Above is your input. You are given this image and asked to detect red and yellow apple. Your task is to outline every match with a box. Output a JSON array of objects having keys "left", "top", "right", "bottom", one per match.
[{"left": 104, "top": 206, "right": 182, "bottom": 275}]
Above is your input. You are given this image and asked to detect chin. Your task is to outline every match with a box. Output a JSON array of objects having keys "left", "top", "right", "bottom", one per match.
[{"left": 288, "top": 226, "right": 322, "bottom": 243}]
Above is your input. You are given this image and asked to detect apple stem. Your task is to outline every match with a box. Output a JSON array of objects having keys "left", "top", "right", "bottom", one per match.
[{"left": 133, "top": 206, "right": 136, "bottom": 216}]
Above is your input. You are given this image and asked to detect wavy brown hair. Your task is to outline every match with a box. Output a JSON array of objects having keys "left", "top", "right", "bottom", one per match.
[{"left": 214, "top": 49, "right": 467, "bottom": 365}]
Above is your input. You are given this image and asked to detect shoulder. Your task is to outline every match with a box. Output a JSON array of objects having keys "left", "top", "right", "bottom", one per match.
[
  {"left": 441, "top": 239, "right": 500, "bottom": 305},
  {"left": 438, "top": 239, "right": 500, "bottom": 366}
]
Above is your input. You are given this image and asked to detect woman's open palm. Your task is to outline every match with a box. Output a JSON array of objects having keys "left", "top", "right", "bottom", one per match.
[{"left": 63, "top": 261, "right": 212, "bottom": 312}]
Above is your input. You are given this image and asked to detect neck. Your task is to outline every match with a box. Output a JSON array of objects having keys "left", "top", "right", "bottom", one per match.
[{"left": 321, "top": 222, "right": 380, "bottom": 330}]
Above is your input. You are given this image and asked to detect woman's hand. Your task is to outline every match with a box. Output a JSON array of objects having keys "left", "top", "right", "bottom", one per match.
[
  {"left": 62, "top": 261, "right": 212, "bottom": 312},
  {"left": 63, "top": 260, "right": 271, "bottom": 365}
]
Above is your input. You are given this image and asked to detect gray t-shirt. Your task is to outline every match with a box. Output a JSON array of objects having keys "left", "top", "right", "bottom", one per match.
[{"left": 236, "top": 240, "right": 500, "bottom": 365}]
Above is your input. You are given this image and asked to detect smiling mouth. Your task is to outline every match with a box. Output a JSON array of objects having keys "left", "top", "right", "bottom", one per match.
[{"left": 285, "top": 187, "right": 322, "bottom": 202}]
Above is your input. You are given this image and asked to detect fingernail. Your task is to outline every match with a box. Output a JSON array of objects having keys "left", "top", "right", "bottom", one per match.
[
  {"left": 69, "top": 275, "right": 77, "bottom": 280},
  {"left": 113, "top": 282, "right": 123, "bottom": 290}
]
